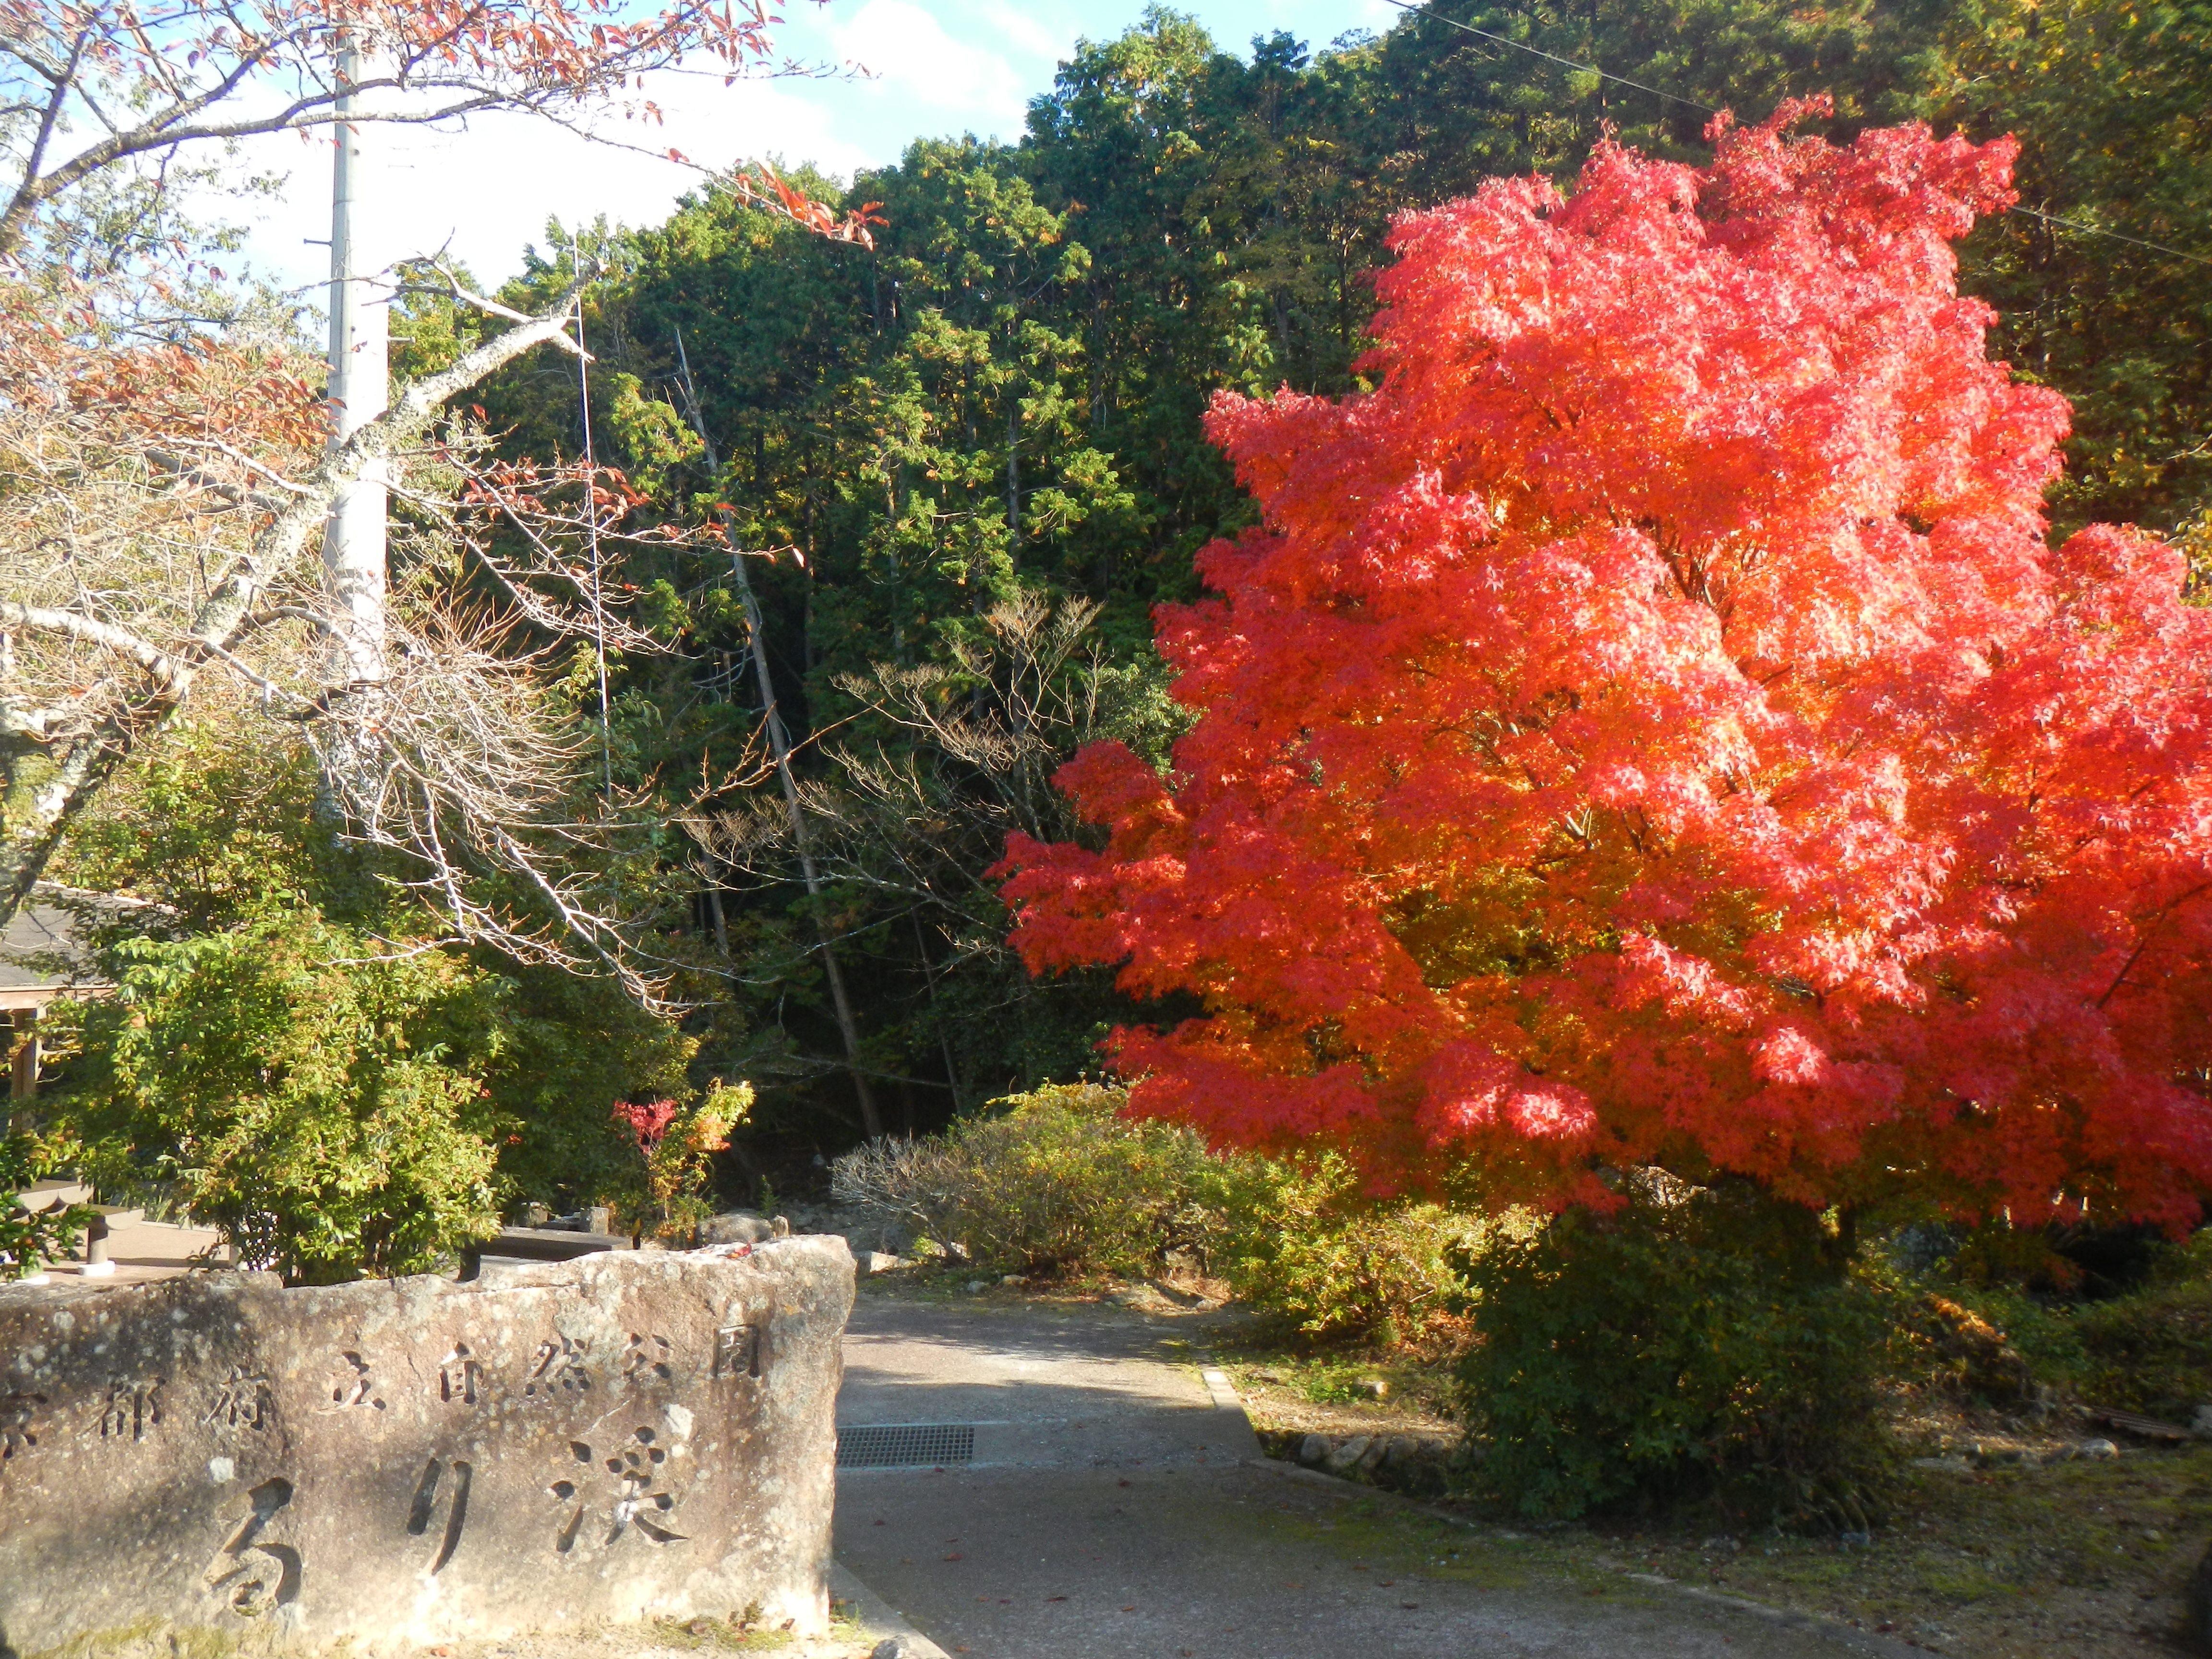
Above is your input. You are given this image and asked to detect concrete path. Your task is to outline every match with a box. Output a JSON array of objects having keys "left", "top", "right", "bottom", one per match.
[{"left": 832, "top": 1293, "right": 1895, "bottom": 1659}]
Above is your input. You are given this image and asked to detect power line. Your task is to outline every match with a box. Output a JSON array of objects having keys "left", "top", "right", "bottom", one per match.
[
  {"left": 1379, "top": 0, "right": 2212, "bottom": 269},
  {"left": 2004, "top": 204, "right": 2212, "bottom": 270},
  {"left": 1378, "top": 0, "right": 1715, "bottom": 112}
]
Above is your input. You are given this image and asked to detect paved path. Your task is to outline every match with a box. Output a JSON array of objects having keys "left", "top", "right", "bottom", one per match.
[{"left": 832, "top": 1293, "right": 1895, "bottom": 1659}]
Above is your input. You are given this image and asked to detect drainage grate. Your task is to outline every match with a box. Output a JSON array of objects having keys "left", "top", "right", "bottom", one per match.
[{"left": 836, "top": 1422, "right": 976, "bottom": 1469}]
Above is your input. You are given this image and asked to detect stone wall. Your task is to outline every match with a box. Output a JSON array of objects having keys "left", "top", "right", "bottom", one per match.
[{"left": 0, "top": 1238, "right": 853, "bottom": 1657}]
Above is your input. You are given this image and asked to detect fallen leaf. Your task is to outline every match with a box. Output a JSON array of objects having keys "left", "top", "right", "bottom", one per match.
[
  {"left": 943, "top": 1552, "right": 963, "bottom": 1561},
  {"left": 1045, "top": 1595, "right": 1068, "bottom": 1602}
]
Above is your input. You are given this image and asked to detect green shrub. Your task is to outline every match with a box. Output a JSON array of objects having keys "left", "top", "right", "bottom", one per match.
[
  {"left": 1459, "top": 1180, "right": 1899, "bottom": 1530},
  {"left": 2072, "top": 1233, "right": 2212, "bottom": 1420},
  {"left": 1199, "top": 1150, "right": 1503, "bottom": 1346},
  {"left": 832, "top": 1082, "right": 1214, "bottom": 1275},
  {"left": 46, "top": 729, "right": 702, "bottom": 1224},
  {"left": 63, "top": 917, "right": 505, "bottom": 1283},
  {"left": 834, "top": 1082, "right": 1508, "bottom": 1346},
  {"left": 0, "top": 1131, "right": 93, "bottom": 1279}
]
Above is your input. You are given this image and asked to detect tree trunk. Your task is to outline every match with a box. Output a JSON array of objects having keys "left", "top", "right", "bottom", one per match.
[{"left": 672, "top": 333, "right": 884, "bottom": 1138}]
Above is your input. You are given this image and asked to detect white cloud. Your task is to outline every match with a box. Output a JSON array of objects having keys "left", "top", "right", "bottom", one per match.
[
  {"left": 215, "top": 72, "right": 873, "bottom": 296},
  {"left": 827, "top": 0, "right": 1031, "bottom": 122}
]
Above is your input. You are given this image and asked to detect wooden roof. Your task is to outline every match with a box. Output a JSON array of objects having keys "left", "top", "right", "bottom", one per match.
[{"left": 0, "top": 895, "right": 111, "bottom": 1012}]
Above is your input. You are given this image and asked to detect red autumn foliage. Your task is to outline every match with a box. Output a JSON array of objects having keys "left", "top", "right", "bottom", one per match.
[
  {"left": 612, "top": 1097, "right": 680, "bottom": 1153},
  {"left": 997, "top": 104, "right": 2212, "bottom": 1227}
]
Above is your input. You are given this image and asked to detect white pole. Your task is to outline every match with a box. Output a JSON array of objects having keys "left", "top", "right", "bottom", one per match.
[{"left": 325, "top": 36, "right": 387, "bottom": 698}]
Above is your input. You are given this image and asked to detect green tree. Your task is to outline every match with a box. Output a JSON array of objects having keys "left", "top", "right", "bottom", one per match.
[
  {"left": 72, "top": 916, "right": 505, "bottom": 1284},
  {"left": 45, "top": 729, "right": 701, "bottom": 1263}
]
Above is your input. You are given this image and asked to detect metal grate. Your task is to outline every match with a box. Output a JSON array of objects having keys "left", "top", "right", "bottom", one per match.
[{"left": 836, "top": 1422, "right": 976, "bottom": 1469}]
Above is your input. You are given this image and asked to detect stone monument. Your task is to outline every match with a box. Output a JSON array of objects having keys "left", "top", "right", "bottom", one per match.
[{"left": 0, "top": 1237, "right": 853, "bottom": 1656}]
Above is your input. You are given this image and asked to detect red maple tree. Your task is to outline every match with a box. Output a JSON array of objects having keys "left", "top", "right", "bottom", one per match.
[{"left": 998, "top": 105, "right": 2212, "bottom": 1227}]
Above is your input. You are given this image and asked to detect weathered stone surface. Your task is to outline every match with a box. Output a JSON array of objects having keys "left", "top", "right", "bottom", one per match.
[
  {"left": 700, "top": 1213, "right": 777, "bottom": 1247},
  {"left": 0, "top": 1237, "right": 854, "bottom": 1656}
]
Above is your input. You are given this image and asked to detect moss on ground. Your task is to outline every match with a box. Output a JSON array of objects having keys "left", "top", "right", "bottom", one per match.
[{"left": 1242, "top": 1443, "right": 2212, "bottom": 1657}]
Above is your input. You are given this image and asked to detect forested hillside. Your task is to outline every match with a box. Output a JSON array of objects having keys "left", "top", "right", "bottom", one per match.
[{"left": 439, "top": 0, "right": 2209, "bottom": 1166}]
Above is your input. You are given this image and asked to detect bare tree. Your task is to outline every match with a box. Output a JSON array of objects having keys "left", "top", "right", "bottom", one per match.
[
  {"left": 683, "top": 593, "right": 1166, "bottom": 1050},
  {"left": 0, "top": 265, "right": 625, "bottom": 945},
  {"left": 0, "top": 0, "right": 883, "bottom": 991},
  {"left": 0, "top": 0, "right": 866, "bottom": 261}
]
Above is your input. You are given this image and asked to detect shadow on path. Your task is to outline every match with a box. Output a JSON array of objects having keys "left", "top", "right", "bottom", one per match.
[{"left": 832, "top": 1293, "right": 1896, "bottom": 1659}]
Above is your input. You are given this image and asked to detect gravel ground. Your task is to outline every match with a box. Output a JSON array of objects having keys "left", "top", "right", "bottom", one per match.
[{"left": 447, "top": 1608, "right": 880, "bottom": 1659}]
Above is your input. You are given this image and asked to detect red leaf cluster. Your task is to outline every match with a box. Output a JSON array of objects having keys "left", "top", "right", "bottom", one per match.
[
  {"left": 998, "top": 107, "right": 2212, "bottom": 1226},
  {"left": 612, "top": 1096, "right": 679, "bottom": 1153}
]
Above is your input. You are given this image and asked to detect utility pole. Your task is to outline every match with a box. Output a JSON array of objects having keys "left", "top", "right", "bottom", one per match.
[{"left": 325, "top": 36, "right": 388, "bottom": 705}]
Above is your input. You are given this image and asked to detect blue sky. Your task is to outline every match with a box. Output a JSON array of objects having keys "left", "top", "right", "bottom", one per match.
[{"left": 226, "top": 0, "right": 1401, "bottom": 297}]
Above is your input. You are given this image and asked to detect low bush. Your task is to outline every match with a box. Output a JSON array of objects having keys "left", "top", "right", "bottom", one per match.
[
  {"left": 611, "top": 1082, "right": 753, "bottom": 1242},
  {"left": 834, "top": 1082, "right": 1491, "bottom": 1344},
  {"left": 832, "top": 1082, "right": 1214, "bottom": 1276},
  {"left": 1198, "top": 1151, "right": 1499, "bottom": 1347},
  {"left": 1459, "top": 1179, "right": 1900, "bottom": 1531},
  {"left": 2072, "top": 1233, "right": 2212, "bottom": 1421},
  {"left": 0, "top": 1130, "right": 93, "bottom": 1279},
  {"left": 1876, "top": 1220, "right": 2212, "bottom": 1419}
]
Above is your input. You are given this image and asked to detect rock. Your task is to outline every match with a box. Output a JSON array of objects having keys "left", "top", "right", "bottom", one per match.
[
  {"left": 702, "top": 1211, "right": 779, "bottom": 1246},
  {"left": 870, "top": 1641, "right": 910, "bottom": 1659},
  {"left": 2188, "top": 1541, "right": 2212, "bottom": 1656},
  {"left": 1298, "top": 1433, "right": 1331, "bottom": 1467},
  {"left": 1381, "top": 1435, "right": 1418, "bottom": 1469},
  {"left": 966, "top": 1279, "right": 989, "bottom": 1293},
  {"left": 772, "top": 1214, "right": 792, "bottom": 1238},
  {"left": 1324, "top": 1435, "right": 1372, "bottom": 1474},
  {"left": 1354, "top": 1437, "right": 1388, "bottom": 1475},
  {"left": 0, "top": 1239, "right": 854, "bottom": 1650},
  {"left": 2079, "top": 1437, "right": 2121, "bottom": 1459},
  {"left": 1358, "top": 1377, "right": 1391, "bottom": 1400},
  {"left": 1000, "top": 1274, "right": 1028, "bottom": 1286},
  {"left": 1839, "top": 1530, "right": 1872, "bottom": 1549},
  {"left": 861, "top": 1252, "right": 903, "bottom": 1275}
]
